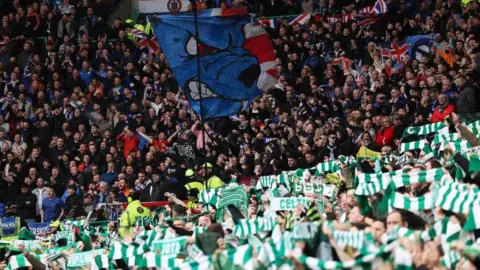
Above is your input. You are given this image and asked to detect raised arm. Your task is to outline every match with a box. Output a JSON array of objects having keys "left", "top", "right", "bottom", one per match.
[{"left": 137, "top": 130, "right": 153, "bottom": 144}]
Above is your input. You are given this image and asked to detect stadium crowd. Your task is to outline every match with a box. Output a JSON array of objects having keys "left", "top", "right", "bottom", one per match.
[{"left": 0, "top": 0, "right": 480, "bottom": 269}]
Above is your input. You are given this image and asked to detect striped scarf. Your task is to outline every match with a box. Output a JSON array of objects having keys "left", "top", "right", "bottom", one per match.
[
  {"left": 439, "top": 139, "right": 472, "bottom": 153},
  {"left": 255, "top": 175, "right": 277, "bottom": 190},
  {"left": 403, "top": 122, "right": 446, "bottom": 138},
  {"left": 216, "top": 185, "right": 249, "bottom": 222},
  {"left": 332, "top": 229, "right": 375, "bottom": 250},
  {"left": 199, "top": 189, "right": 219, "bottom": 207},
  {"left": 389, "top": 192, "right": 434, "bottom": 212},
  {"left": 109, "top": 241, "right": 148, "bottom": 260},
  {"left": 431, "top": 133, "right": 460, "bottom": 145},
  {"left": 233, "top": 216, "right": 277, "bottom": 237},
  {"left": 393, "top": 245, "right": 414, "bottom": 270},
  {"left": 257, "top": 239, "right": 282, "bottom": 268},
  {"left": 464, "top": 203, "right": 480, "bottom": 231},
  {"left": 92, "top": 254, "right": 113, "bottom": 270},
  {"left": 385, "top": 226, "right": 417, "bottom": 243},
  {"left": 338, "top": 155, "right": 356, "bottom": 166},
  {"left": 399, "top": 139, "right": 432, "bottom": 154},
  {"left": 315, "top": 161, "right": 340, "bottom": 174},
  {"left": 127, "top": 252, "right": 180, "bottom": 268},
  {"left": 380, "top": 154, "right": 398, "bottom": 164},
  {"left": 136, "top": 216, "right": 158, "bottom": 228},
  {"left": 296, "top": 240, "right": 396, "bottom": 269},
  {"left": 5, "top": 254, "right": 47, "bottom": 270},
  {"left": 390, "top": 168, "right": 446, "bottom": 189},
  {"left": 354, "top": 170, "right": 398, "bottom": 196},
  {"left": 355, "top": 168, "right": 445, "bottom": 196},
  {"left": 5, "top": 255, "right": 31, "bottom": 270},
  {"left": 435, "top": 182, "right": 480, "bottom": 214},
  {"left": 222, "top": 244, "right": 255, "bottom": 270}
]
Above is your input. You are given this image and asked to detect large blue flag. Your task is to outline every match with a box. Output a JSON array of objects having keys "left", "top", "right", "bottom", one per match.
[
  {"left": 406, "top": 34, "right": 433, "bottom": 61},
  {"left": 152, "top": 8, "right": 277, "bottom": 119}
]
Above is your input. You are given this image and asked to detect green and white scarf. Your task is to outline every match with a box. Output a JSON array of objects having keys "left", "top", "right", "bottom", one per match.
[
  {"left": 222, "top": 244, "right": 255, "bottom": 270},
  {"left": 389, "top": 192, "right": 434, "bottom": 212},
  {"left": 439, "top": 140, "right": 473, "bottom": 153},
  {"left": 316, "top": 161, "right": 340, "bottom": 174},
  {"left": 199, "top": 189, "right": 219, "bottom": 207},
  {"left": 296, "top": 240, "right": 396, "bottom": 269},
  {"left": 435, "top": 183, "right": 480, "bottom": 214},
  {"left": 399, "top": 139, "right": 432, "bottom": 154},
  {"left": 403, "top": 122, "right": 446, "bottom": 138},
  {"left": 393, "top": 245, "right": 414, "bottom": 270},
  {"left": 92, "top": 254, "right": 113, "bottom": 270},
  {"left": 431, "top": 133, "right": 460, "bottom": 145},
  {"left": 390, "top": 168, "right": 446, "bottom": 189},
  {"left": 216, "top": 185, "right": 249, "bottom": 222},
  {"left": 256, "top": 175, "right": 277, "bottom": 190},
  {"left": 332, "top": 229, "right": 375, "bottom": 251},
  {"left": 5, "top": 255, "right": 31, "bottom": 270},
  {"left": 233, "top": 217, "right": 277, "bottom": 237}
]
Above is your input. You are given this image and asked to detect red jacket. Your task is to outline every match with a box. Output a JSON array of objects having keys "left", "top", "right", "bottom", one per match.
[
  {"left": 375, "top": 126, "right": 395, "bottom": 147},
  {"left": 116, "top": 134, "right": 139, "bottom": 158},
  {"left": 431, "top": 104, "right": 455, "bottom": 123}
]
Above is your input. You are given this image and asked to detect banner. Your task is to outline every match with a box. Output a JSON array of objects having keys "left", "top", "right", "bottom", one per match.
[
  {"left": 67, "top": 249, "right": 105, "bottom": 268},
  {"left": 139, "top": 0, "right": 191, "bottom": 14},
  {"left": 152, "top": 236, "right": 187, "bottom": 256},
  {"left": 270, "top": 197, "right": 313, "bottom": 211},
  {"left": 27, "top": 222, "right": 51, "bottom": 237},
  {"left": 11, "top": 240, "right": 43, "bottom": 252},
  {"left": 153, "top": 8, "right": 278, "bottom": 119},
  {"left": 176, "top": 144, "right": 196, "bottom": 159},
  {"left": 292, "top": 182, "right": 323, "bottom": 196},
  {"left": 0, "top": 217, "right": 19, "bottom": 237},
  {"left": 322, "top": 184, "right": 336, "bottom": 198}
]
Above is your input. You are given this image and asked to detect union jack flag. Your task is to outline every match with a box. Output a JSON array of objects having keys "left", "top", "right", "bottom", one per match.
[
  {"left": 258, "top": 19, "right": 275, "bottom": 29},
  {"left": 379, "top": 42, "right": 408, "bottom": 63},
  {"left": 130, "top": 28, "right": 147, "bottom": 40},
  {"left": 139, "top": 39, "right": 159, "bottom": 54},
  {"left": 289, "top": 13, "right": 311, "bottom": 25}
]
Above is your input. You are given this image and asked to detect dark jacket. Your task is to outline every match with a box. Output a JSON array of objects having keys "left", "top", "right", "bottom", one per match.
[
  {"left": 16, "top": 192, "right": 37, "bottom": 221},
  {"left": 457, "top": 83, "right": 479, "bottom": 113},
  {"left": 65, "top": 194, "right": 83, "bottom": 215}
]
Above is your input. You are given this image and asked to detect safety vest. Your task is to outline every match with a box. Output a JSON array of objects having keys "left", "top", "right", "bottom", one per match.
[
  {"left": 145, "top": 22, "right": 152, "bottom": 36},
  {"left": 186, "top": 200, "right": 198, "bottom": 210},
  {"left": 134, "top": 24, "right": 145, "bottom": 32},
  {"left": 184, "top": 181, "right": 204, "bottom": 192},
  {"left": 207, "top": 176, "right": 225, "bottom": 189},
  {"left": 118, "top": 200, "right": 151, "bottom": 237}
]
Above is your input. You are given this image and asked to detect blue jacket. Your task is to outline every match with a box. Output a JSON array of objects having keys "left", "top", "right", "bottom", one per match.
[
  {"left": 101, "top": 171, "right": 119, "bottom": 184},
  {"left": 0, "top": 203, "right": 5, "bottom": 217},
  {"left": 80, "top": 69, "right": 93, "bottom": 86}
]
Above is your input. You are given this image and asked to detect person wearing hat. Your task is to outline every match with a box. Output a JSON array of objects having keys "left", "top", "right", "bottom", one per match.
[
  {"left": 118, "top": 191, "right": 150, "bottom": 237},
  {"left": 184, "top": 168, "right": 204, "bottom": 192},
  {"left": 200, "top": 163, "right": 224, "bottom": 189},
  {"left": 16, "top": 184, "right": 37, "bottom": 224}
]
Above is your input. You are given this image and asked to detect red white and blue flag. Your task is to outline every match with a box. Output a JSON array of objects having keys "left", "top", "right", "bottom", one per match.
[
  {"left": 259, "top": 19, "right": 275, "bottom": 29},
  {"left": 289, "top": 13, "right": 311, "bottom": 25},
  {"left": 380, "top": 42, "right": 408, "bottom": 62}
]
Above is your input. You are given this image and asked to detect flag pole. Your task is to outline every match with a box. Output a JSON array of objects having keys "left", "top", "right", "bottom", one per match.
[{"left": 191, "top": 1, "right": 211, "bottom": 214}]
